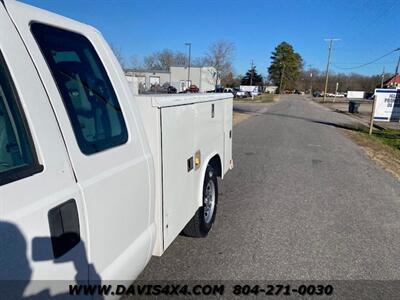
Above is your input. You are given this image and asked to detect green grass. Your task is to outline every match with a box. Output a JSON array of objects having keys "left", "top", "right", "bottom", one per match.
[
  {"left": 340, "top": 124, "right": 400, "bottom": 153},
  {"left": 234, "top": 93, "right": 274, "bottom": 103},
  {"left": 371, "top": 129, "right": 400, "bottom": 151},
  {"left": 354, "top": 128, "right": 400, "bottom": 152}
]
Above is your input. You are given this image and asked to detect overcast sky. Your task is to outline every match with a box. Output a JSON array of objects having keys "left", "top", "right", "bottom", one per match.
[{"left": 19, "top": 0, "right": 400, "bottom": 76}]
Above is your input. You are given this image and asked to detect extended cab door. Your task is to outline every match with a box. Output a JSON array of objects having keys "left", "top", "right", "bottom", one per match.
[
  {"left": 4, "top": 0, "right": 154, "bottom": 281},
  {"left": 0, "top": 4, "right": 89, "bottom": 297}
]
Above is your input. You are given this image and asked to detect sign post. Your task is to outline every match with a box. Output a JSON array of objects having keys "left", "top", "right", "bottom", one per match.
[{"left": 369, "top": 97, "right": 376, "bottom": 135}]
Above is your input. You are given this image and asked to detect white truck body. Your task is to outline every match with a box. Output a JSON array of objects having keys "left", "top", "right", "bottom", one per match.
[
  {"left": 347, "top": 91, "right": 365, "bottom": 99},
  {"left": 0, "top": 0, "right": 232, "bottom": 297},
  {"left": 136, "top": 94, "right": 232, "bottom": 255}
]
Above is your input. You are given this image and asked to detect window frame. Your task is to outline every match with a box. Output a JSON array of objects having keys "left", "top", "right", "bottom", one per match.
[
  {"left": 0, "top": 51, "right": 43, "bottom": 186},
  {"left": 30, "top": 22, "right": 129, "bottom": 155}
]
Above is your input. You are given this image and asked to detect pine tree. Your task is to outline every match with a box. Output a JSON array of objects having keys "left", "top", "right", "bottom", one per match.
[
  {"left": 268, "top": 42, "right": 303, "bottom": 92},
  {"left": 241, "top": 66, "right": 263, "bottom": 86}
]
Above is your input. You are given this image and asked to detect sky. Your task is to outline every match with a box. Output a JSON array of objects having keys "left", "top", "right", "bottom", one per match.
[{"left": 19, "top": 0, "right": 400, "bottom": 77}]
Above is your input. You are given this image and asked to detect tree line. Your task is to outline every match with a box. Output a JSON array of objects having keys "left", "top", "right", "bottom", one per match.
[
  {"left": 112, "top": 41, "right": 392, "bottom": 92},
  {"left": 266, "top": 41, "right": 393, "bottom": 93},
  {"left": 111, "top": 41, "right": 235, "bottom": 86}
]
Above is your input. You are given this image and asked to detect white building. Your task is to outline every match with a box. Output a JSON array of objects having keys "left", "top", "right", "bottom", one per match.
[{"left": 126, "top": 66, "right": 218, "bottom": 93}]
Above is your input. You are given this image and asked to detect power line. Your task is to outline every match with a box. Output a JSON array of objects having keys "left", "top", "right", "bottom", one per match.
[
  {"left": 334, "top": 61, "right": 397, "bottom": 65},
  {"left": 333, "top": 48, "right": 400, "bottom": 70},
  {"left": 341, "top": 0, "right": 398, "bottom": 49}
]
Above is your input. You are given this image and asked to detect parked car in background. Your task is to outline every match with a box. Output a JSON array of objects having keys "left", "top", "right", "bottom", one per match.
[
  {"left": 235, "top": 88, "right": 247, "bottom": 98},
  {"left": 186, "top": 84, "right": 199, "bottom": 93},
  {"left": 313, "top": 91, "right": 322, "bottom": 97},
  {"left": 167, "top": 85, "right": 177, "bottom": 94}
]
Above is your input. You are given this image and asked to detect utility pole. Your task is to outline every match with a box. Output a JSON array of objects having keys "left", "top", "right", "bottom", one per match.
[
  {"left": 279, "top": 62, "right": 285, "bottom": 94},
  {"left": 333, "top": 82, "right": 339, "bottom": 102},
  {"left": 395, "top": 51, "right": 400, "bottom": 78},
  {"left": 185, "top": 42, "right": 191, "bottom": 89},
  {"left": 381, "top": 66, "right": 385, "bottom": 88},
  {"left": 250, "top": 60, "right": 254, "bottom": 86},
  {"left": 323, "top": 38, "right": 340, "bottom": 102},
  {"left": 308, "top": 64, "right": 313, "bottom": 95}
]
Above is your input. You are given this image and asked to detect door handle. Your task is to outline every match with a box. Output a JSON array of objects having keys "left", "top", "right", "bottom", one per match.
[{"left": 48, "top": 199, "right": 80, "bottom": 258}]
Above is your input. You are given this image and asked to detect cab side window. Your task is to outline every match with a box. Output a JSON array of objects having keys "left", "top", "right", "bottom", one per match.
[
  {"left": 31, "top": 23, "right": 128, "bottom": 155},
  {"left": 0, "top": 52, "right": 42, "bottom": 185}
]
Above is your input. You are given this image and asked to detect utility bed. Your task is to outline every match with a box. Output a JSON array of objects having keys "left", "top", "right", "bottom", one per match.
[{"left": 136, "top": 93, "right": 233, "bottom": 255}]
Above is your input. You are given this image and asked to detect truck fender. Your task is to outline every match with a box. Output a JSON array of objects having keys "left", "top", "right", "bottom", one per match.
[{"left": 197, "top": 152, "right": 222, "bottom": 207}]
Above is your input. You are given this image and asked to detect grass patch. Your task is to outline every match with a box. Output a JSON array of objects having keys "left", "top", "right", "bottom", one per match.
[
  {"left": 367, "top": 129, "right": 400, "bottom": 152},
  {"left": 234, "top": 93, "right": 274, "bottom": 103},
  {"left": 341, "top": 126, "right": 400, "bottom": 153},
  {"left": 342, "top": 127, "right": 400, "bottom": 180}
]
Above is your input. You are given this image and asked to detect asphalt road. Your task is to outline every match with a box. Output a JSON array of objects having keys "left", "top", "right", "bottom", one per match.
[{"left": 138, "top": 95, "right": 400, "bottom": 281}]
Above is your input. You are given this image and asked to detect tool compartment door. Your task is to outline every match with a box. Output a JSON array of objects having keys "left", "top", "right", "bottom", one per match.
[
  {"left": 224, "top": 97, "right": 233, "bottom": 175},
  {"left": 161, "top": 104, "right": 196, "bottom": 248}
]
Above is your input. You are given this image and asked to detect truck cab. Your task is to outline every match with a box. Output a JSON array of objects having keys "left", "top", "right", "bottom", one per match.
[
  {"left": 0, "top": 0, "right": 232, "bottom": 297},
  {"left": 0, "top": 0, "right": 155, "bottom": 295}
]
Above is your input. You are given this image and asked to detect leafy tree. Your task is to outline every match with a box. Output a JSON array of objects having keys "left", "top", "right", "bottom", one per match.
[
  {"left": 268, "top": 42, "right": 303, "bottom": 92},
  {"left": 241, "top": 66, "right": 263, "bottom": 86}
]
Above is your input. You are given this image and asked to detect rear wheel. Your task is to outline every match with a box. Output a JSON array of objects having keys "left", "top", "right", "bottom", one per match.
[{"left": 182, "top": 164, "right": 218, "bottom": 237}]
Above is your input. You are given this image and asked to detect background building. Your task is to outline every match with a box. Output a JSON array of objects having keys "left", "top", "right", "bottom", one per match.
[
  {"left": 382, "top": 75, "right": 400, "bottom": 88},
  {"left": 126, "top": 66, "right": 218, "bottom": 93}
]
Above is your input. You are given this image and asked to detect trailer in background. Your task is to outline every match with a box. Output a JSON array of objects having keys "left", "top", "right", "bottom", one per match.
[
  {"left": 240, "top": 85, "right": 261, "bottom": 96},
  {"left": 347, "top": 91, "right": 365, "bottom": 99}
]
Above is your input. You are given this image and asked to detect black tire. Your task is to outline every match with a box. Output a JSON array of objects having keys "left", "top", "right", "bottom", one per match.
[{"left": 182, "top": 164, "right": 218, "bottom": 237}]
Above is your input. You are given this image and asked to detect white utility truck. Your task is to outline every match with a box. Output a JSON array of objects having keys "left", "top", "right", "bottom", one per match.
[{"left": 0, "top": 0, "right": 232, "bottom": 297}]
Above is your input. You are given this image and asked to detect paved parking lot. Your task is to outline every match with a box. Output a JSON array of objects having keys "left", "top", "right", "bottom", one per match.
[{"left": 137, "top": 95, "right": 400, "bottom": 281}]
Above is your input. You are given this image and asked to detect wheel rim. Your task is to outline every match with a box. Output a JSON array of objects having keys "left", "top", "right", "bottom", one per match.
[{"left": 203, "top": 178, "right": 216, "bottom": 224}]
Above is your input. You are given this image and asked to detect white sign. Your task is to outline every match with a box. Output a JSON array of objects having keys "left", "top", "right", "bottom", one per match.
[{"left": 373, "top": 89, "right": 400, "bottom": 122}]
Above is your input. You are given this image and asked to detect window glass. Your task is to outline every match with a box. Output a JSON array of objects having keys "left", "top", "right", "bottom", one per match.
[
  {"left": 0, "top": 53, "right": 38, "bottom": 181},
  {"left": 31, "top": 23, "right": 128, "bottom": 155}
]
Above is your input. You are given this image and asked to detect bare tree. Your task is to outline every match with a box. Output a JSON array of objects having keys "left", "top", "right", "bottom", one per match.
[
  {"left": 173, "top": 52, "right": 188, "bottom": 67},
  {"left": 157, "top": 49, "right": 174, "bottom": 70},
  {"left": 110, "top": 43, "right": 126, "bottom": 69},
  {"left": 143, "top": 49, "right": 188, "bottom": 70},
  {"left": 129, "top": 55, "right": 143, "bottom": 70},
  {"left": 297, "top": 68, "right": 392, "bottom": 93},
  {"left": 204, "top": 40, "right": 235, "bottom": 87},
  {"left": 191, "top": 57, "right": 207, "bottom": 67},
  {"left": 144, "top": 54, "right": 158, "bottom": 70}
]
